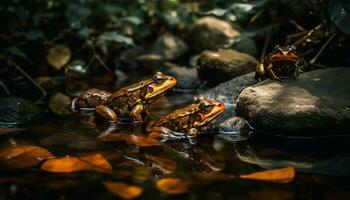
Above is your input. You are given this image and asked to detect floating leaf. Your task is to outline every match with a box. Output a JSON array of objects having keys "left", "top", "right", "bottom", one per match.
[
  {"left": 156, "top": 178, "right": 191, "bottom": 195},
  {"left": 0, "top": 145, "right": 54, "bottom": 169},
  {"left": 103, "top": 181, "right": 143, "bottom": 199},
  {"left": 41, "top": 153, "right": 112, "bottom": 173},
  {"left": 239, "top": 166, "right": 295, "bottom": 183},
  {"left": 0, "top": 128, "right": 27, "bottom": 136},
  {"left": 47, "top": 45, "right": 71, "bottom": 70}
]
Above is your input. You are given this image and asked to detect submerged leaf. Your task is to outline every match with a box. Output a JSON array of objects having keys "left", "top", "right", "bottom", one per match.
[
  {"left": 47, "top": 45, "right": 71, "bottom": 70},
  {"left": 156, "top": 178, "right": 191, "bottom": 195},
  {"left": 41, "top": 153, "right": 112, "bottom": 173},
  {"left": 0, "top": 145, "right": 54, "bottom": 169},
  {"left": 103, "top": 181, "right": 143, "bottom": 199},
  {"left": 239, "top": 166, "right": 295, "bottom": 183}
]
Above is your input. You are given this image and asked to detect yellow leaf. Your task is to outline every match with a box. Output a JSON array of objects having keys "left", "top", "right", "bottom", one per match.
[
  {"left": 103, "top": 181, "right": 143, "bottom": 199},
  {"left": 47, "top": 45, "right": 71, "bottom": 70},
  {"left": 156, "top": 178, "right": 191, "bottom": 195},
  {"left": 0, "top": 145, "right": 54, "bottom": 169},
  {"left": 41, "top": 153, "right": 112, "bottom": 173},
  {"left": 239, "top": 166, "right": 295, "bottom": 183}
]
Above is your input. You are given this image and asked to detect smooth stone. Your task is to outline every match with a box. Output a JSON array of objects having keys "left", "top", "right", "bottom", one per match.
[
  {"left": 137, "top": 54, "right": 164, "bottom": 72},
  {"left": 201, "top": 72, "right": 258, "bottom": 104},
  {"left": 150, "top": 32, "right": 188, "bottom": 60},
  {"left": 164, "top": 63, "right": 200, "bottom": 91},
  {"left": 197, "top": 49, "right": 258, "bottom": 87},
  {"left": 0, "top": 97, "right": 44, "bottom": 127},
  {"left": 235, "top": 68, "right": 350, "bottom": 136},
  {"left": 187, "top": 17, "right": 239, "bottom": 52}
]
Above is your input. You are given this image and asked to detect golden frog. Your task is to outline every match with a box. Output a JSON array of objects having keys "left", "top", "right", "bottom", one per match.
[
  {"left": 71, "top": 72, "right": 177, "bottom": 122},
  {"left": 147, "top": 97, "right": 225, "bottom": 138}
]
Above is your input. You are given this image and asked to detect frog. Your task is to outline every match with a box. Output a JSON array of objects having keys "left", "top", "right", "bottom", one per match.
[
  {"left": 147, "top": 97, "right": 225, "bottom": 139},
  {"left": 71, "top": 72, "right": 177, "bottom": 123},
  {"left": 255, "top": 45, "right": 303, "bottom": 81}
]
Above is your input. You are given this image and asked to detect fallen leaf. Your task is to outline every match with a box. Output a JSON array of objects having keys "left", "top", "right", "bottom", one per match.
[
  {"left": 41, "top": 153, "right": 112, "bottom": 173},
  {"left": 47, "top": 45, "right": 71, "bottom": 70},
  {"left": 49, "top": 92, "right": 71, "bottom": 116},
  {"left": 103, "top": 181, "right": 143, "bottom": 199},
  {"left": 156, "top": 178, "right": 191, "bottom": 195},
  {"left": 0, "top": 128, "right": 27, "bottom": 136},
  {"left": 239, "top": 166, "right": 295, "bottom": 183},
  {"left": 0, "top": 145, "right": 54, "bottom": 169}
]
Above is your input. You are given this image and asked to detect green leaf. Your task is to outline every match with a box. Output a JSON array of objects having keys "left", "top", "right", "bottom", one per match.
[
  {"left": 25, "top": 30, "right": 45, "bottom": 40},
  {"left": 8, "top": 47, "right": 27, "bottom": 58},
  {"left": 97, "top": 31, "right": 134, "bottom": 46},
  {"left": 65, "top": 3, "right": 91, "bottom": 29}
]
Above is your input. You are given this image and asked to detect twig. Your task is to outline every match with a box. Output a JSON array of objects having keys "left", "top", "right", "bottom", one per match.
[
  {"left": 260, "top": 24, "right": 272, "bottom": 62},
  {"left": 293, "top": 23, "right": 324, "bottom": 46},
  {"left": 310, "top": 33, "right": 336, "bottom": 64},
  {"left": 289, "top": 19, "right": 306, "bottom": 31}
]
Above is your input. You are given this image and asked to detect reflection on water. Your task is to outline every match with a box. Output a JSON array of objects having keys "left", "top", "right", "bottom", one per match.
[{"left": 0, "top": 93, "right": 350, "bottom": 199}]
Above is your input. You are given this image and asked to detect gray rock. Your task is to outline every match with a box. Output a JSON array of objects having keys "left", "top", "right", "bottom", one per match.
[
  {"left": 150, "top": 32, "right": 188, "bottom": 60},
  {"left": 187, "top": 17, "right": 239, "bottom": 52},
  {"left": 197, "top": 49, "right": 258, "bottom": 87},
  {"left": 164, "top": 63, "right": 200, "bottom": 90},
  {"left": 232, "top": 37, "right": 258, "bottom": 57},
  {"left": 236, "top": 68, "right": 350, "bottom": 136},
  {"left": 201, "top": 72, "right": 257, "bottom": 104},
  {"left": 0, "top": 97, "right": 44, "bottom": 127}
]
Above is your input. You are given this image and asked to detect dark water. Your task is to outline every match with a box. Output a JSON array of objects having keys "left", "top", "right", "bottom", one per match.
[{"left": 1, "top": 93, "right": 350, "bottom": 199}]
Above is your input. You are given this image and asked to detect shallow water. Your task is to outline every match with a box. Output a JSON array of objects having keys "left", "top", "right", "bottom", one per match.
[{"left": 1, "top": 93, "right": 350, "bottom": 199}]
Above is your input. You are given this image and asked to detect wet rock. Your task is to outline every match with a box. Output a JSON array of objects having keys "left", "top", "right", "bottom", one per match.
[
  {"left": 187, "top": 17, "right": 239, "bottom": 52},
  {"left": 137, "top": 54, "right": 164, "bottom": 72},
  {"left": 150, "top": 32, "right": 188, "bottom": 60},
  {"left": 164, "top": 63, "right": 200, "bottom": 91},
  {"left": 236, "top": 68, "right": 350, "bottom": 136},
  {"left": 189, "top": 54, "right": 200, "bottom": 68},
  {"left": 0, "top": 97, "right": 44, "bottom": 127},
  {"left": 201, "top": 72, "right": 257, "bottom": 104},
  {"left": 197, "top": 49, "right": 258, "bottom": 87},
  {"left": 216, "top": 117, "right": 252, "bottom": 142}
]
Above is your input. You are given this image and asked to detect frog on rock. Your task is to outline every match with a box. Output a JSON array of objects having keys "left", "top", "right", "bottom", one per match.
[
  {"left": 71, "top": 72, "right": 177, "bottom": 123},
  {"left": 147, "top": 97, "right": 225, "bottom": 139},
  {"left": 255, "top": 45, "right": 303, "bottom": 81}
]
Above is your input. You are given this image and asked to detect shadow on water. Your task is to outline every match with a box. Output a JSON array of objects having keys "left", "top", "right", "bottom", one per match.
[{"left": 0, "top": 93, "right": 350, "bottom": 199}]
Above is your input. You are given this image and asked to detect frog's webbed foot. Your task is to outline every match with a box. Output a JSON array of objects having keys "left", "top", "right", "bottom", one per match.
[
  {"left": 267, "top": 63, "right": 282, "bottom": 81},
  {"left": 130, "top": 103, "right": 143, "bottom": 123},
  {"left": 160, "top": 127, "right": 198, "bottom": 140},
  {"left": 95, "top": 105, "right": 118, "bottom": 122}
]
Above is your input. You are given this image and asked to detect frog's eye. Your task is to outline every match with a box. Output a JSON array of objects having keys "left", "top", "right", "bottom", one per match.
[
  {"left": 153, "top": 75, "right": 164, "bottom": 84},
  {"left": 200, "top": 103, "right": 212, "bottom": 113}
]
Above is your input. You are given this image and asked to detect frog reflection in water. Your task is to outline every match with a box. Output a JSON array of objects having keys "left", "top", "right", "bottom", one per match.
[
  {"left": 71, "top": 72, "right": 177, "bottom": 123},
  {"left": 255, "top": 45, "right": 303, "bottom": 81},
  {"left": 147, "top": 97, "right": 225, "bottom": 139}
]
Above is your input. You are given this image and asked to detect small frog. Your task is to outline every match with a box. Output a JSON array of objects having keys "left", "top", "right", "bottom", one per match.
[
  {"left": 255, "top": 45, "right": 303, "bottom": 81},
  {"left": 147, "top": 97, "right": 225, "bottom": 139},
  {"left": 71, "top": 72, "right": 177, "bottom": 122}
]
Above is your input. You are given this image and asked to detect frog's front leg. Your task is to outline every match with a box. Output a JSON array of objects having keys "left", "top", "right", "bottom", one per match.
[
  {"left": 130, "top": 103, "right": 143, "bottom": 122},
  {"left": 95, "top": 105, "right": 118, "bottom": 122},
  {"left": 267, "top": 63, "right": 282, "bottom": 81}
]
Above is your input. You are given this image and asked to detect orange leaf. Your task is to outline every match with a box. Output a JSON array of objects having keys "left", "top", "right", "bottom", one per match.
[
  {"left": 103, "top": 181, "right": 143, "bottom": 199},
  {"left": 156, "top": 178, "right": 191, "bottom": 195},
  {"left": 41, "top": 153, "right": 112, "bottom": 173},
  {"left": 239, "top": 166, "right": 295, "bottom": 183},
  {"left": 0, "top": 145, "right": 54, "bottom": 169}
]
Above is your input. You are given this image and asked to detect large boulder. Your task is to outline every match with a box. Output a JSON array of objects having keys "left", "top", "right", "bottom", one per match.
[
  {"left": 197, "top": 49, "right": 258, "bottom": 87},
  {"left": 235, "top": 68, "right": 350, "bottom": 136},
  {"left": 187, "top": 17, "right": 239, "bottom": 52}
]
